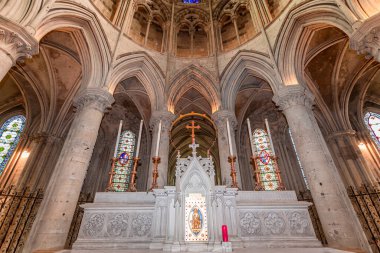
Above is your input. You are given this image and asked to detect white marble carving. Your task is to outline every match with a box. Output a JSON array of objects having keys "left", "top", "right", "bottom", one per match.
[{"left": 73, "top": 143, "right": 321, "bottom": 251}]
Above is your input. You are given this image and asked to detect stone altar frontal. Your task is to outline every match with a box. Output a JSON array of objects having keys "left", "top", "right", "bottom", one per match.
[{"left": 73, "top": 145, "right": 322, "bottom": 252}]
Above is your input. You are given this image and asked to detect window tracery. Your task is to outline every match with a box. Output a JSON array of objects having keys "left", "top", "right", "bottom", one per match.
[
  {"left": 364, "top": 112, "right": 380, "bottom": 149},
  {"left": 111, "top": 130, "right": 136, "bottom": 192},
  {"left": 0, "top": 115, "right": 26, "bottom": 176},
  {"left": 252, "top": 129, "right": 280, "bottom": 190}
]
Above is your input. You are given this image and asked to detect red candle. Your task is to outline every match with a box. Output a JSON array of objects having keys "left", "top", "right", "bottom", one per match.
[{"left": 222, "top": 225, "right": 228, "bottom": 242}]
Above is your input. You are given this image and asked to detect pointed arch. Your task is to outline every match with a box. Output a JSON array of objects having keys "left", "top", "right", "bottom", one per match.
[
  {"left": 108, "top": 52, "right": 165, "bottom": 111},
  {"left": 168, "top": 65, "right": 220, "bottom": 113},
  {"left": 220, "top": 50, "right": 281, "bottom": 111},
  {"left": 35, "top": 1, "right": 112, "bottom": 89},
  {"left": 274, "top": 1, "right": 353, "bottom": 86}
]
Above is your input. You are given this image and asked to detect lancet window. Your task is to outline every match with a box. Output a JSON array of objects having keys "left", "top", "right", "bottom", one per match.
[
  {"left": 0, "top": 115, "right": 26, "bottom": 176},
  {"left": 112, "top": 130, "right": 136, "bottom": 192},
  {"left": 252, "top": 129, "right": 280, "bottom": 190},
  {"left": 364, "top": 112, "right": 380, "bottom": 149},
  {"left": 183, "top": 0, "right": 200, "bottom": 3}
]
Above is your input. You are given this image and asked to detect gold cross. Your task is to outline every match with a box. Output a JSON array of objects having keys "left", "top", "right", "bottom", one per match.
[{"left": 186, "top": 120, "right": 201, "bottom": 144}]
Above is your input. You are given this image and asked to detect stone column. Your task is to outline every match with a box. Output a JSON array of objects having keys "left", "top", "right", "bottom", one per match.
[
  {"left": 25, "top": 88, "right": 114, "bottom": 252},
  {"left": 147, "top": 110, "right": 176, "bottom": 189},
  {"left": 0, "top": 21, "right": 38, "bottom": 81},
  {"left": 231, "top": 16, "right": 241, "bottom": 45},
  {"left": 273, "top": 85, "right": 369, "bottom": 251},
  {"left": 144, "top": 17, "right": 152, "bottom": 46},
  {"left": 212, "top": 110, "right": 242, "bottom": 187}
]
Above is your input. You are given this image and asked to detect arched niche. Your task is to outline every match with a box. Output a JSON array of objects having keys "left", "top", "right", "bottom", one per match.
[
  {"left": 130, "top": 6, "right": 150, "bottom": 45},
  {"left": 235, "top": 5, "right": 255, "bottom": 45}
]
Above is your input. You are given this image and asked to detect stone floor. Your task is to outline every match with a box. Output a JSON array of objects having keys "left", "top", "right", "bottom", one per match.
[{"left": 60, "top": 247, "right": 358, "bottom": 253}]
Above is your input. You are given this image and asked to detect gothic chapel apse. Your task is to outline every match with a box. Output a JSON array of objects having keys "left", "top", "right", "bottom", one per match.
[{"left": 0, "top": 0, "right": 379, "bottom": 252}]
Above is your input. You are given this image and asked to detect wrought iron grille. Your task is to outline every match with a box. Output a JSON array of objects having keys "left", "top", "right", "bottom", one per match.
[
  {"left": 297, "top": 190, "right": 327, "bottom": 245},
  {"left": 65, "top": 192, "right": 94, "bottom": 249},
  {"left": 348, "top": 184, "right": 380, "bottom": 253},
  {"left": 0, "top": 186, "right": 43, "bottom": 253}
]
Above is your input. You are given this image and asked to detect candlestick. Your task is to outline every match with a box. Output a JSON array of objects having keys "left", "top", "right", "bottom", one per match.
[
  {"left": 251, "top": 156, "right": 264, "bottom": 191},
  {"left": 106, "top": 158, "right": 117, "bottom": 191},
  {"left": 149, "top": 156, "right": 161, "bottom": 191},
  {"left": 226, "top": 118, "right": 234, "bottom": 156},
  {"left": 228, "top": 155, "right": 238, "bottom": 188},
  {"left": 155, "top": 120, "right": 162, "bottom": 157},
  {"left": 113, "top": 120, "right": 123, "bottom": 157},
  {"left": 135, "top": 120, "right": 143, "bottom": 157},
  {"left": 127, "top": 157, "right": 140, "bottom": 192},
  {"left": 247, "top": 118, "right": 256, "bottom": 156},
  {"left": 265, "top": 118, "right": 275, "bottom": 155}
]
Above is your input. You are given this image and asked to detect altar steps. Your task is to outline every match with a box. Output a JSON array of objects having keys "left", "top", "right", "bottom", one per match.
[{"left": 60, "top": 247, "right": 358, "bottom": 253}]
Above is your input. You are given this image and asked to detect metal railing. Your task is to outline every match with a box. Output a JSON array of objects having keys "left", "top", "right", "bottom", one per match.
[{"left": 0, "top": 186, "right": 43, "bottom": 253}]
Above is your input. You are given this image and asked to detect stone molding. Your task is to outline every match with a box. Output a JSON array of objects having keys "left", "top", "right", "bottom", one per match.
[
  {"left": 327, "top": 129, "right": 356, "bottom": 140},
  {"left": 211, "top": 110, "right": 237, "bottom": 130},
  {"left": 29, "top": 132, "right": 63, "bottom": 144},
  {"left": 73, "top": 88, "right": 115, "bottom": 113},
  {"left": 149, "top": 110, "right": 176, "bottom": 131},
  {"left": 0, "top": 18, "right": 38, "bottom": 64},
  {"left": 273, "top": 85, "right": 315, "bottom": 111}
]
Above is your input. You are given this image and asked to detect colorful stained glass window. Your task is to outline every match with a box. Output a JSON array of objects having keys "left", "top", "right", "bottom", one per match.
[
  {"left": 288, "top": 128, "right": 309, "bottom": 189},
  {"left": 111, "top": 130, "right": 136, "bottom": 192},
  {"left": 183, "top": 0, "right": 200, "bottom": 3},
  {"left": 364, "top": 112, "right": 380, "bottom": 149},
  {"left": 252, "top": 129, "right": 279, "bottom": 190},
  {"left": 0, "top": 115, "right": 26, "bottom": 176}
]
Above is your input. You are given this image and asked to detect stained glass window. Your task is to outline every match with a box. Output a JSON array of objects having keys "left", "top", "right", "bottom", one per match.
[
  {"left": 0, "top": 115, "right": 26, "bottom": 176},
  {"left": 364, "top": 112, "right": 380, "bottom": 149},
  {"left": 288, "top": 128, "right": 309, "bottom": 189},
  {"left": 252, "top": 129, "right": 280, "bottom": 190},
  {"left": 111, "top": 130, "right": 136, "bottom": 192},
  {"left": 183, "top": 0, "right": 200, "bottom": 3}
]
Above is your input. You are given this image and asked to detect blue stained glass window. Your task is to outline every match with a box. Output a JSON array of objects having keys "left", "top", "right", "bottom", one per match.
[
  {"left": 364, "top": 112, "right": 380, "bottom": 149},
  {"left": 0, "top": 115, "right": 26, "bottom": 176},
  {"left": 183, "top": 0, "right": 200, "bottom": 3},
  {"left": 111, "top": 130, "right": 136, "bottom": 192},
  {"left": 252, "top": 129, "right": 280, "bottom": 190}
]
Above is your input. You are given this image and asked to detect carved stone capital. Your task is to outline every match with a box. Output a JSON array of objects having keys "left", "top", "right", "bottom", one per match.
[
  {"left": 272, "top": 85, "right": 315, "bottom": 111},
  {"left": 29, "top": 132, "right": 63, "bottom": 144},
  {"left": 351, "top": 27, "right": 380, "bottom": 62},
  {"left": 211, "top": 110, "right": 237, "bottom": 130},
  {"left": 73, "top": 88, "right": 115, "bottom": 113},
  {"left": 327, "top": 129, "right": 356, "bottom": 141},
  {"left": 150, "top": 110, "right": 176, "bottom": 131},
  {"left": 0, "top": 18, "right": 38, "bottom": 64}
]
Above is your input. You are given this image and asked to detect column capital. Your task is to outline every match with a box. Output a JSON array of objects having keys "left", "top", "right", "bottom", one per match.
[
  {"left": 327, "top": 129, "right": 356, "bottom": 141},
  {"left": 0, "top": 18, "right": 38, "bottom": 64},
  {"left": 73, "top": 88, "right": 115, "bottom": 113},
  {"left": 212, "top": 110, "right": 237, "bottom": 129},
  {"left": 150, "top": 110, "right": 176, "bottom": 131},
  {"left": 273, "top": 85, "right": 315, "bottom": 111},
  {"left": 350, "top": 27, "right": 380, "bottom": 62}
]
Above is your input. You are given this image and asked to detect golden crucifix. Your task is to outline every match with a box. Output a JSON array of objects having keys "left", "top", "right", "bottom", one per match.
[{"left": 186, "top": 120, "right": 201, "bottom": 144}]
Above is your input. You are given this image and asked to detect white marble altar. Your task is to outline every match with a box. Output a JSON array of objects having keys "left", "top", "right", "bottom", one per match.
[{"left": 72, "top": 144, "right": 326, "bottom": 252}]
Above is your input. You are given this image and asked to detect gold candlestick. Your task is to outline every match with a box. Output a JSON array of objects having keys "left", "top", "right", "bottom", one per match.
[
  {"left": 251, "top": 156, "right": 264, "bottom": 191},
  {"left": 149, "top": 156, "right": 161, "bottom": 191},
  {"left": 106, "top": 158, "right": 117, "bottom": 192},
  {"left": 273, "top": 156, "right": 286, "bottom": 190},
  {"left": 127, "top": 157, "right": 140, "bottom": 192},
  {"left": 228, "top": 155, "right": 239, "bottom": 188}
]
